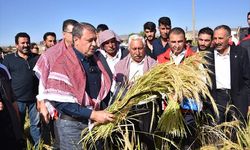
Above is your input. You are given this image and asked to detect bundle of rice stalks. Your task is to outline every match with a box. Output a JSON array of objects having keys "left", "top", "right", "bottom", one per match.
[
  {"left": 157, "top": 99, "right": 186, "bottom": 137},
  {"left": 235, "top": 117, "right": 250, "bottom": 149},
  {"left": 81, "top": 51, "right": 218, "bottom": 148}
]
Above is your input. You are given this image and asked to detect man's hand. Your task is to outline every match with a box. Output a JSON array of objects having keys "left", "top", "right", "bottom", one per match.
[
  {"left": 90, "top": 110, "right": 115, "bottom": 124},
  {"left": 37, "top": 100, "right": 50, "bottom": 124},
  {"left": 0, "top": 101, "right": 3, "bottom": 111}
]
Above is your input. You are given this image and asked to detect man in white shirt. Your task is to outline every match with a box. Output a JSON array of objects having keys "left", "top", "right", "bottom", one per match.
[
  {"left": 113, "top": 34, "right": 157, "bottom": 149},
  {"left": 97, "top": 30, "right": 128, "bottom": 79},
  {"left": 207, "top": 25, "right": 250, "bottom": 123}
]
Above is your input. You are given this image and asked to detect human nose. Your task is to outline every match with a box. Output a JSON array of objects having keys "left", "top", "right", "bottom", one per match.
[
  {"left": 92, "top": 40, "right": 97, "bottom": 47},
  {"left": 213, "top": 38, "right": 219, "bottom": 44},
  {"left": 24, "top": 43, "right": 28, "bottom": 47}
]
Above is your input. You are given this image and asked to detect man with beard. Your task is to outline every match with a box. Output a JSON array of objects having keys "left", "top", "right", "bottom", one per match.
[
  {"left": 206, "top": 25, "right": 250, "bottom": 123},
  {"left": 3, "top": 32, "right": 40, "bottom": 149},
  {"left": 197, "top": 27, "right": 214, "bottom": 51},
  {"left": 143, "top": 21, "right": 157, "bottom": 59},
  {"left": 152, "top": 17, "right": 171, "bottom": 57}
]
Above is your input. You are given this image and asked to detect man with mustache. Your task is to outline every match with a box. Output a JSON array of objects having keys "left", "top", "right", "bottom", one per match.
[
  {"left": 113, "top": 34, "right": 157, "bottom": 149},
  {"left": 97, "top": 30, "right": 128, "bottom": 77},
  {"left": 3, "top": 32, "right": 40, "bottom": 149},
  {"left": 36, "top": 22, "right": 115, "bottom": 149},
  {"left": 143, "top": 21, "right": 157, "bottom": 59},
  {"left": 206, "top": 25, "right": 250, "bottom": 123}
]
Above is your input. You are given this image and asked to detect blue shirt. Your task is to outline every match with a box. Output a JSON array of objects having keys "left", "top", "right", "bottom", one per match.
[
  {"left": 152, "top": 37, "right": 169, "bottom": 57},
  {"left": 53, "top": 49, "right": 101, "bottom": 120},
  {"left": 180, "top": 98, "right": 203, "bottom": 112}
]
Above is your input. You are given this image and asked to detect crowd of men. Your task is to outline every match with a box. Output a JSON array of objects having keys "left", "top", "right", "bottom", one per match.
[{"left": 0, "top": 12, "right": 250, "bottom": 150}]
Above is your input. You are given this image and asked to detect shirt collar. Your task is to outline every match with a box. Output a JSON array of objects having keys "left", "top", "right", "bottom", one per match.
[
  {"left": 73, "top": 48, "right": 92, "bottom": 62},
  {"left": 100, "top": 48, "right": 121, "bottom": 60},
  {"left": 215, "top": 46, "right": 230, "bottom": 56},
  {"left": 130, "top": 56, "right": 145, "bottom": 65},
  {"left": 170, "top": 49, "right": 186, "bottom": 57},
  {"left": 15, "top": 51, "right": 32, "bottom": 59}
]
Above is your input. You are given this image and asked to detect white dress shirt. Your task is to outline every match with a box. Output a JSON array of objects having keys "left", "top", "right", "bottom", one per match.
[
  {"left": 99, "top": 48, "right": 122, "bottom": 74},
  {"left": 129, "top": 58, "right": 145, "bottom": 82},
  {"left": 170, "top": 49, "right": 186, "bottom": 65},
  {"left": 214, "top": 48, "right": 231, "bottom": 89}
]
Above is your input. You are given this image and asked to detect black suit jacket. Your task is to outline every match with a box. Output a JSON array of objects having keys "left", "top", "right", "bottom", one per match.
[{"left": 206, "top": 45, "right": 250, "bottom": 118}]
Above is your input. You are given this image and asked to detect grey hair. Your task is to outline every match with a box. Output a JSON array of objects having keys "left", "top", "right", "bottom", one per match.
[
  {"left": 128, "top": 34, "right": 145, "bottom": 49},
  {"left": 214, "top": 25, "right": 231, "bottom": 37},
  {"left": 72, "top": 22, "right": 96, "bottom": 39}
]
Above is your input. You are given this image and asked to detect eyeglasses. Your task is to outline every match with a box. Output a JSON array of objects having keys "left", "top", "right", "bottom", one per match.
[
  {"left": 248, "top": 18, "right": 250, "bottom": 20},
  {"left": 64, "top": 31, "right": 72, "bottom": 34}
]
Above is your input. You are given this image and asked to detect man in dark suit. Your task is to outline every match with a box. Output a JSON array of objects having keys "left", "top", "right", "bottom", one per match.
[{"left": 206, "top": 25, "right": 250, "bottom": 123}]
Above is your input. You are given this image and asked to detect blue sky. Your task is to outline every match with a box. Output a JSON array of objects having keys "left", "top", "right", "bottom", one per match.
[{"left": 0, "top": 0, "right": 249, "bottom": 46}]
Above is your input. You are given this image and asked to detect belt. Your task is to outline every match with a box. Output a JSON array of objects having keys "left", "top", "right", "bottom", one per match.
[
  {"left": 216, "top": 89, "right": 231, "bottom": 95},
  {"left": 60, "top": 114, "right": 88, "bottom": 123}
]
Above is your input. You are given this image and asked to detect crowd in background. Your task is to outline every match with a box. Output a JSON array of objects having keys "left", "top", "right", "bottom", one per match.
[{"left": 0, "top": 12, "right": 250, "bottom": 150}]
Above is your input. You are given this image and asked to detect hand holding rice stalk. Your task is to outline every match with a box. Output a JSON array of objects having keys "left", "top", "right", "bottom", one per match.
[{"left": 81, "top": 51, "right": 218, "bottom": 147}]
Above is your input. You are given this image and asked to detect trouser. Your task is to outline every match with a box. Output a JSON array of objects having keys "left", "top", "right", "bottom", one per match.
[
  {"left": 54, "top": 116, "right": 88, "bottom": 150},
  {"left": 17, "top": 101, "right": 41, "bottom": 149},
  {"left": 131, "top": 100, "right": 162, "bottom": 150}
]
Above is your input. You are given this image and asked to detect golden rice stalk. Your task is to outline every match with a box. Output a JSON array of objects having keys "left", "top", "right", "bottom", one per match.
[
  {"left": 81, "top": 51, "right": 218, "bottom": 148},
  {"left": 157, "top": 99, "right": 186, "bottom": 137},
  {"left": 235, "top": 116, "right": 250, "bottom": 149}
]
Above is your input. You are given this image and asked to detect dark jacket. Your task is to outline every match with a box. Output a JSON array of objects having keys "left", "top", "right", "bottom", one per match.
[
  {"left": 2, "top": 52, "right": 39, "bottom": 101},
  {"left": 206, "top": 45, "right": 250, "bottom": 118},
  {"left": 0, "top": 64, "right": 23, "bottom": 148}
]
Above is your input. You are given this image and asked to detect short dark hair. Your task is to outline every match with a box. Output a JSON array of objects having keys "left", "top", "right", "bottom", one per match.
[
  {"left": 198, "top": 27, "right": 213, "bottom": 38},
  {"left": 15, "top": 32, "right": 30, "bottom": 44},
  {"left": 30, "top": 42, "right": 37, "bottom": 49},
  {"left": 169, "top": 27, "right": 185, "bottom": 37},
  {"left": 62, "top": 19, "right": 78, "bottom": 32},
  {"left": 143, "top": 21, "right": 156, "bottom": 31},
  {"left": 247, "top": 11, "right": 250, "bottom": 17},
  {"left": 72, "top": 22, "right": 96, "bottom": 39},
  {"left": 97, "top": 24, "right": 109, "bottom": 33},
  {"left": 214, "top": 25, "right": 231, "bottom": 36},
  {"left": 43, "top": 32, "right": 56, "bottom": 41},
  {"left": 158, "top": 17, "right": 171, "bottom": 27}
]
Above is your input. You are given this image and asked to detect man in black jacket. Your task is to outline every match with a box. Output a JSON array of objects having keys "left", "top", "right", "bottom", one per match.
[
  {"left": 3, "top": 32, "right": 40, "bottom": 148},
  {"left": 207, "top": 25, "right": 250, "bottom": 123}
]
